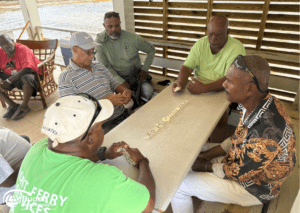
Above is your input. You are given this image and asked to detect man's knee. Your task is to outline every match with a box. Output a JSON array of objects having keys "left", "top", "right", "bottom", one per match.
[{"left": 141, "top": 82, "right": 153, "bottom": 100}]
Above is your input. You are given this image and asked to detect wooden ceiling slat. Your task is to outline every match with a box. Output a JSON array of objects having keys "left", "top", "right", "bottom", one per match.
[
  {"left": 267, "top": 14, "right": 299, "bottom": 22},
  {"left": 212, "top": 12, "right": 262, "bottom": 20},
  {"left": 135, "top": 28, "right": 164, "bottom": 35},
  {"left": 213, "top": 3, "right": 264, "bottom": 11},
  {"left": 269, "top": 4, "right": 300, "bottom": 12},
  {"left": 167, "top": 51, "right": 188, "bottom": 58},
  {"left": 262, "top": 40, "right": 300, "bottom": 50},
  {"left": 134, "top": 2, "right": 162, "bottom": 7},
  {"left": 134, "top": 8, "right": 163, "bottom": 14},
  {"left": 270, "top": 67, "right": 300, "bottom": 76},
  {"left": 267, "top": 59, "right": 299, "bottom": 67},
  {"left": 168, "top": 2, "right": 207, "bottom": 9},
  {"left": 134, "top": 15, "right": 163, "bottom": 21},
  {"left": 168, "top": 17, "right": 206, "bottom": 24},
  {"left": 263, "top": 32, "right": 299, "bottom": 41},
  {"left": 135, "top": 22, "right": 163, "bottom": 29},
  {"left": 229, "top": 29, "right": 258, "bottom": 37},
  {"left": 265, "top": 23, "right": 300, "bottom": 32},
  {"left": 269, "top": 90, "right": 296, "bottom": 99},
  {"left": 229, "top": 20, "right": 261, "bottom": 28},
  {"left": 167, "top": 25, "right": 206, "bottom": 32},
  {"left": 167, "top": 31, "right": 204, "bottom": 39},
  {"left": 168, "top": 10, "right": 207, "bottom": 17}
]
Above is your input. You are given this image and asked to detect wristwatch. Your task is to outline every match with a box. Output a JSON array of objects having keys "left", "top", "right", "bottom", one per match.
[{"left": 97, "top": 146, "right": 107, "bottom": 161}]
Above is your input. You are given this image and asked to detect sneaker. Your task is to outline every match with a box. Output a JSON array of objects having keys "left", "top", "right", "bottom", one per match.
[
  {"left": 3, "top": 104, "right": 20, "bottom": 119},
  {"left": 11, "top": 106, "right": 31, "bottom": 121}
]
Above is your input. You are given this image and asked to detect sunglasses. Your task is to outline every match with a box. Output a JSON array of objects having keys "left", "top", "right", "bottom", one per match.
[
  {"left": 76, "top": 46, "right": 97, "bottom": 56},
  {"left": 77, "top": 93, "right": 102, "bottom": 141},
  {"left": 232, "top": 55, "right": 264, "bottom": 93},
  {"left": 104, "top": 12, "right": 120, "bottom": 19}
]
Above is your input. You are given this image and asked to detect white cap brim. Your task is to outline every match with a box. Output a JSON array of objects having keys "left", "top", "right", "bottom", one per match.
[{"left": 93, "top": 99, "right": 114, "bottom": 124}]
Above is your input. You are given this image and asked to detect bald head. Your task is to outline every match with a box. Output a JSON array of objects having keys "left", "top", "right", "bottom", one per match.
[
  {"left": 0, "top": 33, "right": 15, "bottom": 57},
  {"left": 243, "top": 55, "right": 270, "bottom": 92},
  {"left": 210, "top": 16, "right": 229, "bottom": 31},
  {"left": 208, "top": 16, "right": 229, "bottom": 52}
]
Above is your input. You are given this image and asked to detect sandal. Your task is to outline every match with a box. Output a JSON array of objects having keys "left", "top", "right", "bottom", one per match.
[
  {"left": 3, "top": 104, "right": 20, "bottom": 119},
  {"left": 11, "top": 106, "right": 31, "bottom": 121}
]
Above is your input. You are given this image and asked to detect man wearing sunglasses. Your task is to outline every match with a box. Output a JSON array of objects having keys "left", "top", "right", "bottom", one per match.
[
  {"left": 171, "top": 55, "right": 296, "bottom": 212},
  {"left": 59, "top": 32, "right": 132, "bottom": 133},
  {"left": 172, "top": 16, "right": 246, "bottom": 143},
  {"left": 12, "top": 94, "right": 155, "bottom": 213},
  {"left": 95, "top": 11, "right": 156, "bottom": 104},
  {"left": 0, "top": 34, "right": 42, "bottom": 120}
]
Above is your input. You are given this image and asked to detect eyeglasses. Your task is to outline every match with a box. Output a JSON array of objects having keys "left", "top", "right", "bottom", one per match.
[
  {"left": 232, "top": 55, "right": 264, "bottom": 93},
  {"left": 104, "top": 11, "right": 120, "bottom": 19},
  {"left": 76, "top": 46, "right": 97, "bottom": 56},
  {"left": 77, "top": 93, "right": 102, "bottom": 141}
]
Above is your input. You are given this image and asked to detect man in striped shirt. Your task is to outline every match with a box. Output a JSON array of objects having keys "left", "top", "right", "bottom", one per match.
[{"left": 58, "top": 32, "right": 131, "bottom": 132}]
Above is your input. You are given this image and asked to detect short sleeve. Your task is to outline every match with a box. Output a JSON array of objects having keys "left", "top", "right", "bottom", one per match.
[
  {"left": 0, "top": 154, "right": 14, "bottom": 184},
  {"left": 224, "top": 41, "right": 246, "bottom": 74},
  {"left": 58, "top": 70, "right": 77, "bottom": 97},
  {"left": 102, "top": 67, "right": 120, "bottom": 92},
  {"left": 15, "top": 44, "right": 40, "bottom": 72},
  {"left": 183, "top": 40, "right": 201, "bottom": 70}
]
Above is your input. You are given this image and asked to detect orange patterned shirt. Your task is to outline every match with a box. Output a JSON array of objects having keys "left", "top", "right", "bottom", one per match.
[{"left": 223, "top": 93, "right": 296, "bottom": 203}]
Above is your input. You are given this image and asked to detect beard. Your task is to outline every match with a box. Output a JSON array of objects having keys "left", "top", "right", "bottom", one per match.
[{"left": 106, "top": 30, "right": 121, "bottom": 40}]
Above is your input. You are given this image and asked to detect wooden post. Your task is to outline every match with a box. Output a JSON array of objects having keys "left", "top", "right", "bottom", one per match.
[
  {"left": 256, "top": 0, "right": 271, "bottom": 51},
  {"left": 162, "top": 0, "right": 169, "bottom": 76},
  {"left": 205, "top": 0, "right": 214, "bottom": 35},
  {"left": 19, "top": 0, "right": 43, "bottom": 40},
  {"left": 113, "top": 0, "right": 135, "bottom": 33}
]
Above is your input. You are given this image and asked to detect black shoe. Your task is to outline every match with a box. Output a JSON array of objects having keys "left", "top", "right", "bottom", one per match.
[{"left": 3, "top": 104, "right": 20, "bottom": 119}]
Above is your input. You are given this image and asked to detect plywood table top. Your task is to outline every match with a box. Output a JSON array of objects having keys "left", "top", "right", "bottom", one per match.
[{"left": 102, "top": 84, "right": 230, "bottom": 212}]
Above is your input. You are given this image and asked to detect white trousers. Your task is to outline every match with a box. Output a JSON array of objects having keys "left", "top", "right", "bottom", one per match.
[{"left": 171, "top": 143, "right": 261, "bottom": 213}]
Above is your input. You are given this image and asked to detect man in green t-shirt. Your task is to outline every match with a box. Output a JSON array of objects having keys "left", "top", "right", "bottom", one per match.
[
  {"left": 95, "top": 11, "right": 156, "bottom": 103},
  {"left": 172, "top": 16, "right": 245, "bottom": 143},
  {"left": 11, "top": 94, "right": 155, "bottom": 213}
]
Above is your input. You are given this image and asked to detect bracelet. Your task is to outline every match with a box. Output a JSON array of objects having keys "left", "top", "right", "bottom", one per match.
[
  {"left": 6, "top": 79, "right": 12, "bottom": 84},
  {"left": 205, "top": 162, "right": 209, "bottom": 172},
  {"left": 136, "top": 157, "right": 149, "bottom": 169}
]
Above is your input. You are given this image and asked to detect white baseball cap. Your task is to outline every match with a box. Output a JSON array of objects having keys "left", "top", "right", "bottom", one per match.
[
  {"left": 41, "top": 95, "right": 114, "bottom": 147},
  {"left": 70, "top": 32, "right": 99, "bottom": 50}
]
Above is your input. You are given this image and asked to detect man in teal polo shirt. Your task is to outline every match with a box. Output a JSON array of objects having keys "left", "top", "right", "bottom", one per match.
[
  {"left": 172, "top": 16, "right": 245, "bottom": 143},
  {"left": 95, "top": 11, "right": 156, "bottom": 103}
]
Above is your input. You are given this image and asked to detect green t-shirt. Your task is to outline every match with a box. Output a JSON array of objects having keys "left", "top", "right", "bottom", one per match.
[
  {"left": 11, "top": 139, "right": 149, "bottom": 213},
  {"left": 183, "top": 36, "right": 245, "bottom": 84}
]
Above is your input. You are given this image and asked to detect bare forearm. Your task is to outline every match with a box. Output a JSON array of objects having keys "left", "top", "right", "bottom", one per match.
[
  {"left": 0, "top": 170, "right": 18, "bottom": 188},
  {"left": 202, "top": 145, "right": 226, "bottom": 161},
  {"left": 115, "top": 84, "right": 129, "bottom": 94},
  {"left": 203, "top": 77, "right": 226, "bottom": 93},
  {"left": 138, "top": 161, "right": 156, "bottom": 213},
  {"left": 177, "top": 65, "right": 193, "bottom": 87},
  {"left": 9, "top": 68, "right": 34, "bottom": 83}
]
